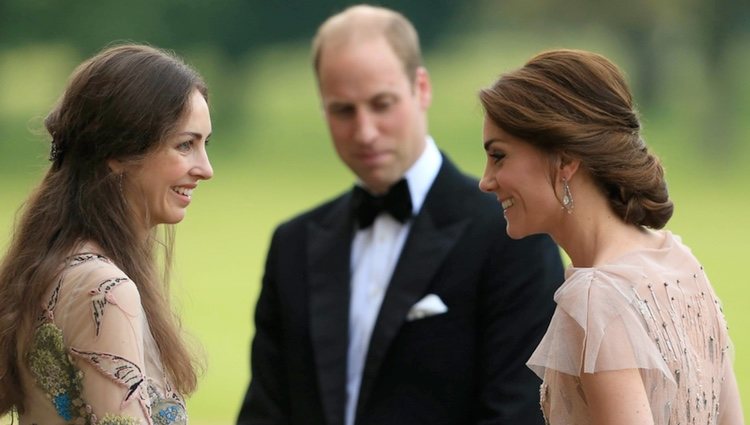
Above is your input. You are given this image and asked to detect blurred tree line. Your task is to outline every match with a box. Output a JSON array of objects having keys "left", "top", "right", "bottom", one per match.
[
  {"left": 3, "top": 0, "right": 747, "bottom": 87},
  {"left": 0, "top": 0, "right": 462, "bottom": 56},
  {"left": 0, "top": 0, "right": 748, "bottom": 159},
  {"left": 469, "top": 0, "right": 750, "bottom": 158}
]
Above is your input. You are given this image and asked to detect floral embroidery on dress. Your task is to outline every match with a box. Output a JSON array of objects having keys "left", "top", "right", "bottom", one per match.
[
  {"left": 25, "top": 323, "right": 141, "bottom": 424},
  {"left": 28, "top": 322, "right": 92, "bottom": 423},
  {"left": 39, "top": 254, "right": 108, "bottom": 323},
  {"left": 26, "top": 252, "right": 189, "bottom": 425},
  {"left": 70, "top": 348, "right": 150, "bottom": 414},
  {"left": 148, "top": 378, "right": 188, "bottom": 425},
  {"left": 98, "top": 414, "right": 141, "bottom": 425},
  {"left": 89, "top": 277, "right": 131, "bottom": 336},
  {"left": 69, "top": 253, "right": 111, "bottom": 268},
  {"left": 150, "top": 399, "right": 188, "bottom": 425},
  {"left": 39, "top": 277, "right": 63, "bottom": 323}
]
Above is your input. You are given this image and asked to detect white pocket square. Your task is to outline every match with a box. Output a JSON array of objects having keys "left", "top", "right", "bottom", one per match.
[{"left": 406, "top": 294, "right": 448, "bottom": 321}]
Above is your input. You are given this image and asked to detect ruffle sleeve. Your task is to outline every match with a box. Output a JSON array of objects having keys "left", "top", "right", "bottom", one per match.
[
  {"left": 527, "top": 264, "right": 677, "bottom": 420},
  {"left": 526, "top": 231, "right": 737, "bottom": 425}
]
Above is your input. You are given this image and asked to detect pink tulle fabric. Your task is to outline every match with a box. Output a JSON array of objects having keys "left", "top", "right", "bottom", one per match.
[{"left": 527, "top": 231, "right": 743, "bottom": 425}]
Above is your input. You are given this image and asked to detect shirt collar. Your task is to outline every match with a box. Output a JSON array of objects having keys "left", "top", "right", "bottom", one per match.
[{"left": 404, "top": 136, "right": 442, "bottom": 215}]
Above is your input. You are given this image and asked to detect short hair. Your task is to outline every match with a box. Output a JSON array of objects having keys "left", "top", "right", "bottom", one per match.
[
  {"left": 480, "top": 49, "right": 673, "bottom": 228},
  {"left": 312, "top": 4, "right": 423, "bottom": 84}
]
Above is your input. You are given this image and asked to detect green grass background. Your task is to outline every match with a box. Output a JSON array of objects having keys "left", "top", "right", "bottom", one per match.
[{"left": 1, "top": 30, "right": 748, "bottom": 423}]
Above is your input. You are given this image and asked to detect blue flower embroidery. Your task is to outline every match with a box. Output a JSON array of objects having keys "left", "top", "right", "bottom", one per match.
[
  {"left": 158, "top": 406, "right": 180, "bottom": 423},
  {"left": 53, "top": 393, "right": 73, "bottom": 420}
]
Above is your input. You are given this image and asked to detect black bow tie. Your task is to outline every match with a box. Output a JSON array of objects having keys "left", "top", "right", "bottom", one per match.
[{"left": 352, "top": 178, "right": 413, "bottom": 229}]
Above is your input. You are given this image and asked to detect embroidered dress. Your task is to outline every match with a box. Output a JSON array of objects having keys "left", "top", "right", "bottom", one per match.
[
  {"left": 17, "top": 247, "right": 188, "bottom": 425},
  {"left": 527, "top": 230, "right": 742, "bottom": 424}
]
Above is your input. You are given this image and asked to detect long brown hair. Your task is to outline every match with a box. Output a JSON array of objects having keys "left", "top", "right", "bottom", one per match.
[
  {"left": 0, "top": 43, "right": 205, "bottom": 412},
  {"left": 479, "top": 49, "right": 673, "bottom": 228}
]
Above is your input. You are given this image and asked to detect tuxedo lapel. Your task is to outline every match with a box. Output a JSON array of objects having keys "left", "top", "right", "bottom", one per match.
[
  {"left": 308, "top": 197, "right": 355, "bottom": 425},
  {"left": 355, "top": 159, "right": 472, "bottom": 419}
]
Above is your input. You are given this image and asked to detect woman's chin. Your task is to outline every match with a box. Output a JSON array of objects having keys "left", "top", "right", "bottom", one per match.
[{"left": 505, "top": 224, "right": 531, "bottom": 240}]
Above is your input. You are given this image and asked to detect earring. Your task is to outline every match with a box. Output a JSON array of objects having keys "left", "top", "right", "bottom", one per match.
[
  {"left": 561, "top": 178, "right": 574, "bottom": 213},
  {"left": 118, "top": 173, "right": 124, "bottom": 194}
]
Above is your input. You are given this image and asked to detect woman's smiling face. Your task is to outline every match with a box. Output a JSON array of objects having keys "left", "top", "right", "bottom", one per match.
[
  {"left": 126, "top": 89, "right": 214, "bottom": 229},
  {"left": 479, "top": 117, "right": 563, "bottom": 239}
]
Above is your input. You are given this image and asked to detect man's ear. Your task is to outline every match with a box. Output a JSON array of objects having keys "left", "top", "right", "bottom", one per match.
[
  {"left": 414, "top": 66, "right": 432, "bottom": 109},
  {"left": 107, "top": 159, "right": 124, "bottom": 174}
]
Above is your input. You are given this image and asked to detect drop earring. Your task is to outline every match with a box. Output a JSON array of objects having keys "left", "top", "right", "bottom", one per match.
[{"left": 561, "top": 178, "right": 574, "bottom": 213}]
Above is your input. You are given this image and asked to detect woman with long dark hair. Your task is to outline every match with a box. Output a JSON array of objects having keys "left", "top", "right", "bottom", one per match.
[{"left": 0, "top": 44, "right": 213, "bottom": 424}]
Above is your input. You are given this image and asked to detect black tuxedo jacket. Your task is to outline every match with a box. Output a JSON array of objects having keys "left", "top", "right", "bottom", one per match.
[{"left": 237, "top": 156, "right": 564, "bottom": 425}]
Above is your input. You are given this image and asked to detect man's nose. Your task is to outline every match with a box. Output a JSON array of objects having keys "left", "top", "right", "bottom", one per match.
[{"left": 353, "top": 110, "right": 378, "bottom": 144}]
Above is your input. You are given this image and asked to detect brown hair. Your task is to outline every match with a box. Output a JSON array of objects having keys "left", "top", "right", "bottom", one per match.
[
  {"left": 0, "top": 43, "right": 205, "bottom": 412},
  {"left": 312, "top": 4, "right": 423, "bottom": 84},
  {"left": 479, "top": 49, "right": 673, "bottom": 228}
]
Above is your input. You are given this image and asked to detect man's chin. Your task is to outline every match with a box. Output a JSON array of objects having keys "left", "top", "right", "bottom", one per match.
[{"left": 358, "top": 174, "right": 400, "bottom": 195}]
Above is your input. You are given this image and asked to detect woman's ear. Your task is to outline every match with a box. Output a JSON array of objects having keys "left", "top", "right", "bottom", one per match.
[
  {"left": 107, "top": 159, "right": 124, "bottom": 174},
  {"left": 559, "top": 154, "right": 581, "bottom": 181}
]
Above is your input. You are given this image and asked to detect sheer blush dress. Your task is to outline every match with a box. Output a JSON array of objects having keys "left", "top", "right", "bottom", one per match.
[
  {"left": 527, "top": 230, "right": 743, "bottom": 425},
  {"left": 17, "top": 247, "right": 187, "bottom": 425}
]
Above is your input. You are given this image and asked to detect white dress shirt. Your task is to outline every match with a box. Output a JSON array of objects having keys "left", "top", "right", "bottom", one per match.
[{"left": 345, "top": 137, "right": 442, "bottom": 425}]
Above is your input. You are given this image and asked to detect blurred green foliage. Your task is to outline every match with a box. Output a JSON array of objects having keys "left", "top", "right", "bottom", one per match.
[
  {"left": 1, "top": 0, "right": 748, "bottom": 163},
  {"left": 0, "top": 0, "right": 462, "bottom": 57},
  {"left": 1, "top": 2, "right": 749, "bottom": 424}
]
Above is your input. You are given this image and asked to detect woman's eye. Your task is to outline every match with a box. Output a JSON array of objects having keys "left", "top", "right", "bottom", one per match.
[
  {"left": 490, "top": 152, "right": 505, "bottom": 163},
  {"left": 177, "top": 141, "right": 192, "bottom": 152}
]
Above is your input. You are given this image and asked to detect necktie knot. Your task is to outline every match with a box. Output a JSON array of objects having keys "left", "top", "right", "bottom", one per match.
[{"left": 352, "top": 179, "right": 413, "bottom": 228}]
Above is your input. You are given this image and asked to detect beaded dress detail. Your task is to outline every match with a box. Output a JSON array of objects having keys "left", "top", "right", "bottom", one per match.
[{"left": 527, "top": 231, "right": 742, "bottom": 424}]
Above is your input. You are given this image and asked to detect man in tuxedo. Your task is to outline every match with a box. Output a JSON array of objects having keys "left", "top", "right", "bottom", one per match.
[{"left": 237, "top": 5, "right": 564, "bottom": 425}]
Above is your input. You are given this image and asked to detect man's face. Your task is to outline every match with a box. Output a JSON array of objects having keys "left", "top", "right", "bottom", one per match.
[{"left": 317, "top": 36, "right": 432, "bottom": 194}]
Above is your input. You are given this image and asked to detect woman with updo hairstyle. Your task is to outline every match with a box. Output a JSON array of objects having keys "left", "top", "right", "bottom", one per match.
[
  {"left": 0, "top": 43, "right": 213, "bottom": 424},
  {"left": 478, "top": 49, "right": 742, "bottom": 425}
]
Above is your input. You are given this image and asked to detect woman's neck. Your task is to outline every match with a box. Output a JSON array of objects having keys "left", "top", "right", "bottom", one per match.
[{"left": 550, "top": 184, "right": 656, "bottom": 268}]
